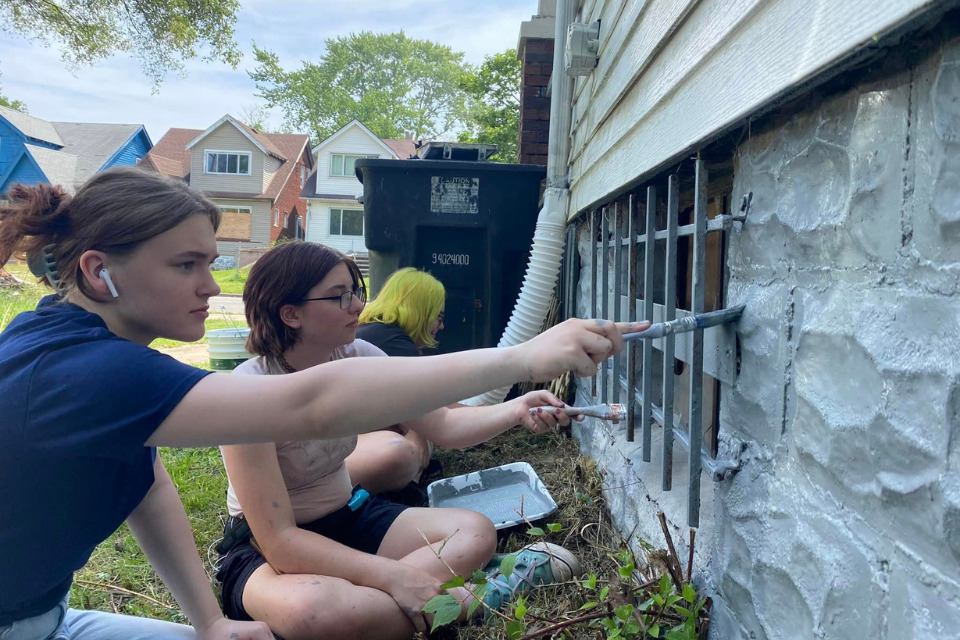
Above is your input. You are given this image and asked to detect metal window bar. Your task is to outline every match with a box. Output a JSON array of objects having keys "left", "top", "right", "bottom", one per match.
[
  {"left": 612, "top": 202, "right": 623, "bottom": 406},
  {"left": 584, "top": 157, "right": 740, "bottom": 528},
  {"left": 688, "top": 158, "right": 708, "bottom": 528},
  {"left": 641, "top": 187, "right": 656, "bottom": 463},
  {"left": 626, "top": 195, "right": 638, "bottom": 442},
  {"left": 662, "top": 175, "right": 679, "bottom": 491},
  {"left": 590, "top": 210, "right": 598, "bottom": 397},
  {"left": 600, "top": 207, "right": 610, "bottom": 403}
]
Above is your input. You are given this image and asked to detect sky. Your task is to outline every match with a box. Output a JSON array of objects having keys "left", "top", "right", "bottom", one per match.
[{"left": 0, "top": 0, "right": 539, "bottom": 143}]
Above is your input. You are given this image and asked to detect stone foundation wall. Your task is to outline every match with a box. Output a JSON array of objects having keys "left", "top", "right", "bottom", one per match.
[{"left": 570, "top": 29, "right": 960, "bottom": 640}]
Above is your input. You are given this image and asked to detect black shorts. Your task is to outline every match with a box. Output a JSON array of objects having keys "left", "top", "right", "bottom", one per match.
[{"left": 216, "top": 494, "right": 408, "bottom": 621}]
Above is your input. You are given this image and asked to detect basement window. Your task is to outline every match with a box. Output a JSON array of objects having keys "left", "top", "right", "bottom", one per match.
[{"left": 565, "top": 157, "right": 740, "bottom": 527}]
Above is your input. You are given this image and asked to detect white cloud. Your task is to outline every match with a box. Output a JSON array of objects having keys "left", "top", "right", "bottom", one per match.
[{"left": 0, "top": 0, "right": 539, "bottom": 141}]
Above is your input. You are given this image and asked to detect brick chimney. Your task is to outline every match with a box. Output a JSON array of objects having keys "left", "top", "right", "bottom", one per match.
[{"left": 517, "top": 3, "right": 556, "bottom": 165}]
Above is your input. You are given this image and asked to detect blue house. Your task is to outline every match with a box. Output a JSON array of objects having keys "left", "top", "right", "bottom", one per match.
[{"left": 0, "top": 106, "right": 152, "bottom": 195}]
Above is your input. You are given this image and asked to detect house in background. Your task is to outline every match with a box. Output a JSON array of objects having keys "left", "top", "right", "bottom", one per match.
[
  {"left": 140, "top": 115, "right": 311, "bottom": 254},
  {"left": 0, "top": 105, "right": 152, "bottom": 195},
  {"left": 300, "top": 119, "right": 416, "bottom": 255},
  {"left": 519, "top": 1, "right": 960, "bottom": 638}
]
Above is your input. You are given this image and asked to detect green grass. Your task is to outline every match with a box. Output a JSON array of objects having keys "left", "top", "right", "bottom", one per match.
[
  {"left": 212, "top": 266, "right": 251, "bottom": 295},
  {"left": 149, "top": 318, "right": 247, "bottom": 350},
  {"left": 1, "top": 268, "right": 46, "bottom": 333},
  {"left": 70, "top": 447, "right": 228, "bottom": 619}
]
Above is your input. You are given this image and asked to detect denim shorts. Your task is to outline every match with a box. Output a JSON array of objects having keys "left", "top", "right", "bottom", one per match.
[
  {"left": 216, "top": 494, "right": 408, "bottom": 621},
  {"left": 0, "top": 592, "right": 195, "bottom": 640}
]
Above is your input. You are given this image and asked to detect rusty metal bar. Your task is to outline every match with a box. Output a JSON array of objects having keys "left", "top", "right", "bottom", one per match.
[
  {"left": 626, "top": 195, "right": 638, "bottom": 442},
  {"left": 688, "top": 158, "right": 707, "bottom": 528},
  {"left": 662, "top": 175, "right": 679, "bottom": 491},
  {"left": 641, "top": 187, "right": 656, "bottom": 462},
  {"left": 612, "top": 202, "right": 623, "bottom": 406},
  {"left": 601, "top": 206, "right": 610, "bottom": 403}
]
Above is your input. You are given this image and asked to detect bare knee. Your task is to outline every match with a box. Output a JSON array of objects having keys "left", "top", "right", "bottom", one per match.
[
  {"left": 444, "top": 510, "right": 497, "bottom": 572},
  {"left": 270, "top": 587, "right": 407, "bottom": 640},
  {"left": 384, "top": 436, "right": 423, "bottom": 477}
]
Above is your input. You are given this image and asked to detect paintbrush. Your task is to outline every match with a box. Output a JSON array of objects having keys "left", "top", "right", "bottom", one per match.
[
  {"left": 622, "top": 304, "right": 745, "bottom": 341},
  {"left": 530, "top": 403, "right": 626, "bottom": 423}
]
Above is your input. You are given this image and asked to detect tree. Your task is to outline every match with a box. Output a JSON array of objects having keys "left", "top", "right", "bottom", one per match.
[
  {"left": 0, "top": 0, "right": 241, "bottom": 86},
  {"left": 0, "top": 73, "right": 26, "bottom": 112},
  {"left": 237, "top": 102, "right": 274, "bottom": 133},
  {"left": 250, "top": 31, "right": 467, "bottom": 142},
  {"left": 458, "top": 49, "right": 521, "bottom": 163}
]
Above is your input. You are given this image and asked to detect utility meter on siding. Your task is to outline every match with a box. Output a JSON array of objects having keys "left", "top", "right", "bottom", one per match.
[{"left": 565, "top": 21, "right": 600, "bottom": 77}]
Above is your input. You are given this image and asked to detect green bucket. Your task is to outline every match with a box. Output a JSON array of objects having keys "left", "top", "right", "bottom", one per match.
[{"left": 207, "top": 327, "right": 254, "bottom": 371}]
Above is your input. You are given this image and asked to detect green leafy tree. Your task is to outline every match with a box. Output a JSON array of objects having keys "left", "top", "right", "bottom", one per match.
[
  {"left": 0, "top": 0, "right": 242, "bottom": 86},
  {"left": 250, "top": 31, "right": 467, "bottom": 141},
  {"left": 458, "top": 49, "right": 521, "bottom": 163}
]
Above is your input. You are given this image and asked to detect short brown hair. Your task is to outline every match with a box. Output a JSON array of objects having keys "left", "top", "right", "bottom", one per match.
[
  {"left": 0, "top": 167, "right": 221, "bottom": 297},
  {"left": 243, "top": 241, "right": 364, "bottom": 357}
]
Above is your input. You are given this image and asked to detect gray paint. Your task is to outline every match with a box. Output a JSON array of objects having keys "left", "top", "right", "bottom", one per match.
[{"left": 571, "top": 33, "right": 960, "bottom": 639}]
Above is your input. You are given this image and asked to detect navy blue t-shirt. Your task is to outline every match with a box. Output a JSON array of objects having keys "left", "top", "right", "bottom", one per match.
[{"left": 0, "top": 296, "right": 212, "bottom": 624}]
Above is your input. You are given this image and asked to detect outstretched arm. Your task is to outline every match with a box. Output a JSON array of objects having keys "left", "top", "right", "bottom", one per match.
[
  {"left": 149, "top": 318, "right": 645, "bottom": 448},
  {"left": 125, "top": 454, "right": 273, "bottom": 640},
  {"left": 405, "top": 389, "right": 573, "bottom": 449}
]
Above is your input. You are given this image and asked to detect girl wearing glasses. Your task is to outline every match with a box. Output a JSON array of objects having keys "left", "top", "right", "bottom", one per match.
[
  {"left": 218, "top": 241, "right": 613, "bottom": 639},
  {"left": 0, "top": 168, "right": 642, "bottom": 640}
]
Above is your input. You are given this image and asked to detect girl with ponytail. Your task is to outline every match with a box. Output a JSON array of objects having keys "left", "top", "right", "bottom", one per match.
[{"left": 0, "top": 167, "right": 643, "bottom": 640}]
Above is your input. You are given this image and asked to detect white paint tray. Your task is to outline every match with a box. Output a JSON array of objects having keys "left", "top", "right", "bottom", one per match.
[{"left": 427, "top": 462, "right": 558, "bottom": 530}]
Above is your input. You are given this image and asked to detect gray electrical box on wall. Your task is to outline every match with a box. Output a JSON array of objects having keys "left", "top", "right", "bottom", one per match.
[{"left": 565, "top": 21, "right": 600, "bottom": 77}]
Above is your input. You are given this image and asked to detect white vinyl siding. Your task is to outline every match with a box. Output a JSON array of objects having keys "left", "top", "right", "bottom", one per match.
[
  {"left": 304, "top": 201, "right": 369, "bottom": 254},
  {"left": 313, "top": 124, "right": 394, "bottom": 198},
  {"left": 205, "top": 150, "right": 251, "bottom": 175},
  {"left": 567, "top": 0, "right": 941, "bottom": 215}
]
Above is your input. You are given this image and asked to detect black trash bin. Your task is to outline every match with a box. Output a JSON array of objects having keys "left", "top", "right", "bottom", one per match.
[{"left": 356, "top": 158, "right": 546, "bottom": 355}]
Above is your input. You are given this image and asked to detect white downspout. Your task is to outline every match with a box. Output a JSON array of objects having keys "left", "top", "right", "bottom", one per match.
[{"left": 463, "top": 0, "right": 577, "bottom": 406}]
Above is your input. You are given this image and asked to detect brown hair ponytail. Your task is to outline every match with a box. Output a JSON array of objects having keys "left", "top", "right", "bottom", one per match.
[{"left": 0, "top": 167, "right": 222, "bottom": 296}]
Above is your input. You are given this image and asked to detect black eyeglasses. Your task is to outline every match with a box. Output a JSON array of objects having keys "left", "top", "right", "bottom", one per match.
[{"left": 300, "top": 286, "right": 367, "bottom": 309}]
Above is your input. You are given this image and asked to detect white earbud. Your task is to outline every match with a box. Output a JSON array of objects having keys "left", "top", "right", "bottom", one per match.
[{"left": 100, "top": 268, "right": 119, "bottom": 298}]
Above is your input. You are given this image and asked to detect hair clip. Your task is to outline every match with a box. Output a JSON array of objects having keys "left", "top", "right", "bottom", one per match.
[{"left": 26, "top": 243, "right": 61, "bottom": 292}]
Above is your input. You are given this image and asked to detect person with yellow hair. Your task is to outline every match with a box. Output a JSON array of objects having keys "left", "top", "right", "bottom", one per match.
[
  {"left": 352, "top": 268, "right": 447, "bottom": 500},
  {"left": 356, "top": 267, "right": 446, "bottom": 357}
]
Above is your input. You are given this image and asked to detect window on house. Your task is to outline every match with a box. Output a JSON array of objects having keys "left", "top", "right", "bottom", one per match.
[
  {"left": 329, "top": 208, "right": 364, "bottom": 236},
  {"left": 330, "top": 154, "right": 376, "bottom": 177},
  {"left": 300, "top": 165, "right": 306, "bottom": 187},
  {"left": 205, "top": 151, "right": 251, "bottom": 175},
  {"left": 567, "top": 157, "right": 740, "bottom": 528}
]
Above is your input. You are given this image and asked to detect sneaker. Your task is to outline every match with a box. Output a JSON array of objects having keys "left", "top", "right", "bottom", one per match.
[{"left": 482, "top": 542, "right": 582, "bottom": 613}]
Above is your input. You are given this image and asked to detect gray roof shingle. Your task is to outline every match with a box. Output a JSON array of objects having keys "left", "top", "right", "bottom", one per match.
[
  {"left": 0, "top": 106, "right": 64, "bottom": 146},
  {"left": 52, "top": 122, "right": 143, "bottom": 189},
  {"left": 25, "top": 144, "right": 78, "bottom": 189}
]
